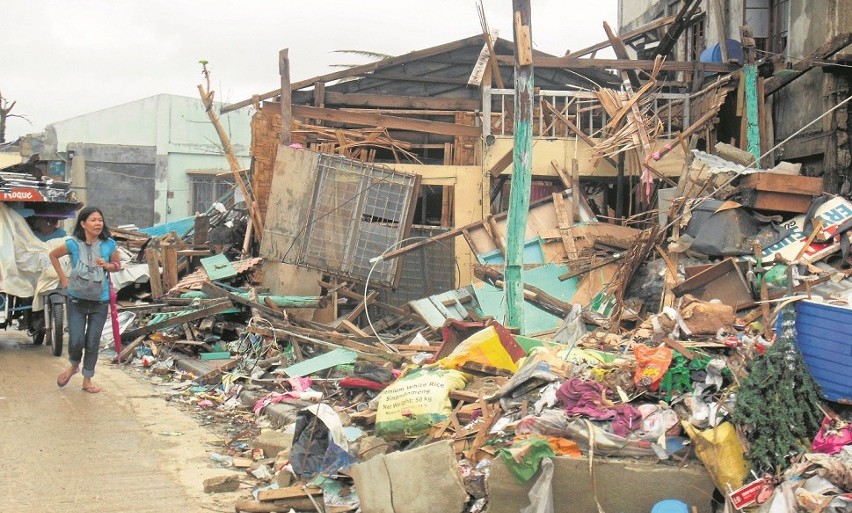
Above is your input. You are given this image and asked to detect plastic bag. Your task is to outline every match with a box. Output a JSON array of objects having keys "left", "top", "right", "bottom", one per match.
[
  {"left": 437, "top": 326, "right": 519, "bottom": 373},
  {"left": 633, "top": 344, "right": 673, "bottom": 391},
  {"left": 552, "top": 304, "right": 586, "bottom": 347},
  {"left": 682, "top": 421, "right": 748, "bottom": 491}
]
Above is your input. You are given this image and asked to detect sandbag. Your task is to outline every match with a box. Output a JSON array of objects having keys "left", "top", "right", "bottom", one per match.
[
  {"left": 375, "top": 368, "right": 467, "bottom": 439},
  {"left": 682, "top": 421, "right": 748, "bottom": 492}
]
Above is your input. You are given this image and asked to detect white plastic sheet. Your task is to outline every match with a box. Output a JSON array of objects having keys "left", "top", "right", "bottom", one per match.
[{"left": 0, "top": 203, "right": 66, "bottom": 309}]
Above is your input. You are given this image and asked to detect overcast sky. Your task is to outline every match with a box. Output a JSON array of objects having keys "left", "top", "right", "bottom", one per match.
[{"left": 2, "top": 0, "right": 616, "bottom": 142}]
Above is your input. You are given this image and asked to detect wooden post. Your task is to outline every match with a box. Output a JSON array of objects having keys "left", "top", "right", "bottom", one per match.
[
  {"left": 146, "top": 248, "right": 163, "bottom": 298},
  {"left": 713, "top": 0, "right": 729, "bottom": 63},
  {"left": 161, "top": 243, "right": 178, "bottom": 290},
  {"left": 615, "top": 153, "right": 625, "bottom": 219},
  {"left": 741, "top": 26, "right": 761, "bottom": 166},
  {"left": 279, "top": 49, "right": 292, "bottom": 145},
  {"left": 197, "top": 73, "right": 264, "bottom": 240},
  {"left": 505, "top": 0, "right": 533, "bottom": 334}
]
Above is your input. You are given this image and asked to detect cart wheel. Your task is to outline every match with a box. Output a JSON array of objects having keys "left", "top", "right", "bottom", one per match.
[{"left": 51, "top": 303, "right": 64, "bottom": 357}]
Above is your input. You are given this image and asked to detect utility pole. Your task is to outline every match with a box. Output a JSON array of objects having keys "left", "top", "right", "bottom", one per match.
[
  {"left": 742, "top": 26, "right": 761, "bottom": 166},
  {"left": 505, "top": 0, "right": 533, "bottom": 333}
]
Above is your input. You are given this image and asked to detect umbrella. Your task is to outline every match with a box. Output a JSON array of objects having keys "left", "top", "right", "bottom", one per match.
[{"left": 108, "top": 275, "right": 122, "bottom": 358}]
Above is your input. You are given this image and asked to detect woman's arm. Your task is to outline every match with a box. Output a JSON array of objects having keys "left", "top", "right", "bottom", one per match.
[
  {"left": 49, "top": 244, "right": 70, "bottom": 288},
  {"left": 107, "top": 250, "right": 122, "bottom": 273}
]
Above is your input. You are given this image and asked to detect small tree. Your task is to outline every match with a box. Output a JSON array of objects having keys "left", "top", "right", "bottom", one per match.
[
  {"left": 731, "top": 306, "right": 823, "bottom": 473},
  {"left": 0, "top": 88, "right": 30, "bottom": 144}
]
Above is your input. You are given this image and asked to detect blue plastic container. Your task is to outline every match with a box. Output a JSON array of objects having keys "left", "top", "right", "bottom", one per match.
[
  {"left": 700, "top": 39, "right": 744, "bottom": 64},
  {"left": 795, "top": 300, "right": 852, "bottom": 404}
]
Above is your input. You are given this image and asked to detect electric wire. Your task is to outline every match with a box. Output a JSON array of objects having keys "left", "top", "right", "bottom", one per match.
[{"left": 362, "top": 235, "right": 461, "bottom": 345}]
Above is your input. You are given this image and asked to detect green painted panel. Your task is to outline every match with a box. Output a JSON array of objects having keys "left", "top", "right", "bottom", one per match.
[{"left": 201, "top": 254, "right": 238, "bottom": 281}]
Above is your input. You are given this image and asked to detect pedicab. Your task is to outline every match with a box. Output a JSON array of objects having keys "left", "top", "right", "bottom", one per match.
[{"left": 0, "top": 167, "right": 79, "bottom": 356}]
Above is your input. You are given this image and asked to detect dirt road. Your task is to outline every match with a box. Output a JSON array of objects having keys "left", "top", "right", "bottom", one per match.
[{"left": 0, "top": 332, "right": 241, "bottom": 512}]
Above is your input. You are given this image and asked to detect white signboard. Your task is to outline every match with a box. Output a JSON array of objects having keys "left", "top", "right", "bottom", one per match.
[{"left": 761, "top": 197, "right": 852, "bottom": 263}]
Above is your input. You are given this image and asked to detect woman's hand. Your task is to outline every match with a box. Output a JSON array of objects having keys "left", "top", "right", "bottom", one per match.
[
  {"left": 96, "top": 257, "right": 107, "bottom": 267},
  {"left": 59, "top": 276, "right": 69, "bottom": 289}
]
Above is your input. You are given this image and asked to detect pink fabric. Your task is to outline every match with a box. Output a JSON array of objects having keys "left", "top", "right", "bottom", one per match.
[
  {"left": 812, "top": 417, "right": 852, "bottom": 455},
  {"left": 252, "top": 377, "right": 313, "bottom": 414},
  {"left": 556, "top": 378, "right": 642, "bottom": 437}
]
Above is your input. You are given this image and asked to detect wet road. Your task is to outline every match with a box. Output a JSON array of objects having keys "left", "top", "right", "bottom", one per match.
[{"left": 0, "top": 331, "right": 239, "bottom": 512}]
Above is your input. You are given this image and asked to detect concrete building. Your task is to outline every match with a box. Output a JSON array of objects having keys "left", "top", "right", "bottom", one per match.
[
  {"left": 618, "top": 0, "right": 852, "bottom": 192},
  {"left": 41, "top": 94, "right": 251, "bottom": 228}
]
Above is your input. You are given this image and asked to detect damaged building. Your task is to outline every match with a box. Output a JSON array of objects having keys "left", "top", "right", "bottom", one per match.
[{"left": 4, "top": 2, "right": 851, "bottom": 512}]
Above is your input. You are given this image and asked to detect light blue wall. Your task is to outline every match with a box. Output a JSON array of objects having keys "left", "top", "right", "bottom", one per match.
[{"left": 48, "top": 94, "right": 251, "bottom": 224}]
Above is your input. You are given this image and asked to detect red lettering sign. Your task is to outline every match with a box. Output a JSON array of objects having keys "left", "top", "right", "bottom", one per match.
[
  {"left": 0, "top": 188, "right": 45, "bottom": 202},
  {"left": 729, "top": 478, "right": 772, "bottom": 510}
]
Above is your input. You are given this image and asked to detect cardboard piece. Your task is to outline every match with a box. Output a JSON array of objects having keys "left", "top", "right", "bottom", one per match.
[
  {"left": 487, "top": 456, "right": 716, "bottom": 513},
  {"left": 351, "top": 440, "right": 467, "bottom": 513},
  {"left": 673, "top": 259, "right": 753, "bottom": 310}
]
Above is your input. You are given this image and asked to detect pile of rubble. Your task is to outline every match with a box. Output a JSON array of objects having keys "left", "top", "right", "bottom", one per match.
[{"left": 97, "top": 136, "right": 851, "bottom": 513}]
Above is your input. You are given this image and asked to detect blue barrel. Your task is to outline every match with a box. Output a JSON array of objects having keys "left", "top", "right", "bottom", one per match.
[
  {"left": 795, "top": 300, "right": 852, "bottom": 404},
  {"left": 700, "top": 39, "right": 744, "bottom": 65}
]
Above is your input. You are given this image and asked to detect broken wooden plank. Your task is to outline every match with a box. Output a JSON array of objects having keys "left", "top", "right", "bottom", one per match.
[
  {"left": 117, "top": 336, "right": 145, "bottom": 363},
  {"left": 603, "top": 21, "right": 641, "bottom": 89},
  {"left": 765, "top": 33, "right": 852, "bottom": 96},
  {"left": 493, "top": 55, "right": 739, "bottom": 73},
  {"left": 318, "top": 281, "right": 408, "bottom": 316},
  {"left": 739, "top": 173, "right": 823, "bottom": 196},
  {"left": 146, "top": 248, "right": 164, "bottom": 298},
  {"left": 566, "top": 16, "right": 676, "bottom": 58},
  {"left": 195, "top": 357, "right": 241, "bottom": 385},
  {"left": 338, "top": 319, "right": 371, "bottom": 338},
  {"left": 323, "top": 91, "right": 479, "bottom": 111},
  {"left": 258, "top": 485, "right": 323, "bottom": 502},
  {"left": 200, "top": 282, "right": 289, "bottom": 320},
  {"left": 121, "top": 299, "right": 233, "bottom": 340},
  {"left": 292, "top": 105, "right": 480, "bottom": 137}
]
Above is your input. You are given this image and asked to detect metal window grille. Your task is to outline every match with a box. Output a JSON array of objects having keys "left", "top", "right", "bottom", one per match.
[
  {"left": 190, "top": 175, "right": 234, "bottom": 214},
  {"left": 295, "top": 154, "right": 418, "bottom": 286}
]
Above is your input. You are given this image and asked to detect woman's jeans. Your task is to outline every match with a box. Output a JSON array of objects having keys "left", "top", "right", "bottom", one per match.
[{"left": 67, "top": 297, "right": 108, "bottom": 378}]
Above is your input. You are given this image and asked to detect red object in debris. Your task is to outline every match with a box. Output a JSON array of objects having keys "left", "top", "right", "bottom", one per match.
[
  {"left": 729, "top": 476, "right": 774, "bottom": 510},
  {"left": 723, "top": 336, "right": 741, "bottom": 348},
  {"left": 108, "top": 277, "right": 122, "bottom": 356},
  {"left": 338, "top": 377, "right": 388, "bottom": 391}
]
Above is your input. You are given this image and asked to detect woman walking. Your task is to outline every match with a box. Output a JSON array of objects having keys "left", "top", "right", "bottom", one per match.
[{"left": 49, "top": 207, "right": 121, "bottom": 394}]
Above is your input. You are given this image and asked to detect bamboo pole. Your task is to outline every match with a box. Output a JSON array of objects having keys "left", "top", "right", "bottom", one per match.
[{"left": 197, "top": 66, "right": 263, "bottom": 241}]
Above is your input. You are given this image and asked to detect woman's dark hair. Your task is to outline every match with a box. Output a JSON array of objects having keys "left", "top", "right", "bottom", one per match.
[{"left": 72, "top": 206, "right": 111, "bottom": 241}]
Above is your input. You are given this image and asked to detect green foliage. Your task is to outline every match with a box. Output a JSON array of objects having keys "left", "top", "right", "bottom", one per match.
[{"left": 731, "top": 306, "right": 823, "bottom": 473}]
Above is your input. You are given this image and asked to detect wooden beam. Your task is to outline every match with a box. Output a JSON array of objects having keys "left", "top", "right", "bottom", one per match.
[
  {"left": 279, "top": 49, "right": 292, "bottom": 145},
  {"left": 122, "top": 299, "right": 233, "bottom": 340},
  {"left": 146, "top": 248, "right": 163, "bottom": 298},
  {"left": 488, "top": 148, "right": 516, "bottom": 177},
  {"left": 200, "top": 282, "right": 290, "bottom": 320},
  {"left": 603, "top": 21, "right": 641, "bottom": 89},
  {"left": 765, "top": 33, "right": 852, "bottom": 96},
  {"left": 161, "top": 243, "right": 178, "bottom": 291},
  {"left": 654, "top": 0, "right": 702, "bottom": 57},
  {"left": 291, "top": 105, "right": 480, "bottom": 137},
  {"left": 494, "top": 55, "right": 739, "bottom": 73},
  {"left": 542, "top": 100, "right": 618, "bottom": 168},
  {"left": 566, "top": 16, "right": 676, "bottom": 58},
  {"left": 323, "top": 91, "right": 479, "bottom": 111},
  {"left": 221, "top": 35, "right": 484, "bottom": 113}
]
